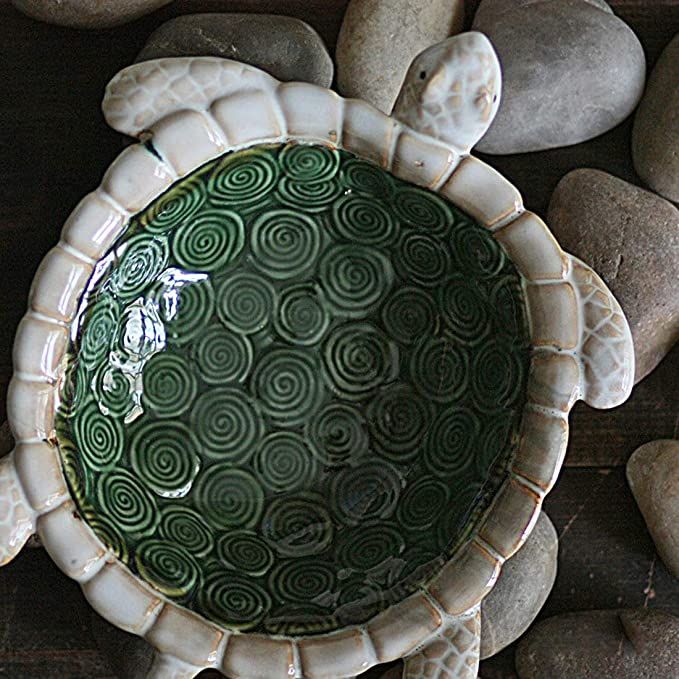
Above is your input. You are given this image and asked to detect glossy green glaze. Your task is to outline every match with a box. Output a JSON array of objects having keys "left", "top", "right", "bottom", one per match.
[{"left": 56, "top": 142, "right": 530, "bottom": 634}]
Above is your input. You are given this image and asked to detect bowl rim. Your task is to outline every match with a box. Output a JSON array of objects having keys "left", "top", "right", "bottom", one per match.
[{"left": 7, "top": 58, "right": 632, "bottom": 678}]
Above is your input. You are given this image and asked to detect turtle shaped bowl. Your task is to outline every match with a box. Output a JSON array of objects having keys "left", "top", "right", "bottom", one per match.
[{"left": 1, "top": 32, "right": 634, "bottom": 679}]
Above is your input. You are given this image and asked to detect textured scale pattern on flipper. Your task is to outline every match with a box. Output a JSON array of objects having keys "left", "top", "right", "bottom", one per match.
[{"left": 55, "top": 143, "right": 530, "bottom": 634}]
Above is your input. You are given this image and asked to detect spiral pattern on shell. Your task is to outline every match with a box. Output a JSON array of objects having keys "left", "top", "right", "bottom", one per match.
[
  {"left": 97, "top": 469, "right": 158, "bottom": 536},
  {"left": 329, "top": 194, "right": 398, "bottom": 246},
  {"left": 340, "top": 158, "right": 394, "bottom": 198},
  {"left": 475, "top": 413, "right": 514, "bottom": 477},
  {"left": 157, "top": 276, "right": 215, "bottom": 346},
  {"left": 58, "top": 438, "right": 89, "bottom": 506},
  {"left": 142, "top": 352, "right": 197, "bottom": 418},
  {"left": 57, "top": 361, "right": 88, "bottom": 419},
  {"left": 490, "top": 274, "right": 526, "bottom": 339},
  {"left": 396, "top": 546, "right": 443, "bottom": 587},
  {"left": 253, "top": 432, "right": 317, "bottom": 493},
  {"left": 53, "top": 141, "right": 532, "bottom": 634},
  {"left": 276, "top": 176, "right": 343, "bottom": 212},
  {"left": 410, "top": 337, "right": 469, "bottom": 402},
  {"left": 141, "top": 174, "right": 207, "bottom": 234},
  {"left": 84, "top": 512, "right": 129, "bottom": 562},
  {"left": 453, "top": 481, "right": 485, "bottom": 522},
  {"left": 263, "top": 603, "right": 335, "bottom": 636},
  {"left": 79, "top": 296, "right": 118, "bottom": 368},
  {"left": 193, "top": 324, "right": 253, "bottom": 385},
  {"left": 330, "top": 461, "right": 402, "bottom": 524},
  {"left": 471, "top": 340, "right": 524, "bottom": 411},
  {"left": 335, "top": 578, "right": 385, "bottom": 627},
  {"left": 336, "top": 576, "right": 383, "bottom": 610},
  {"left": 159, "top": 505, "right": 213, "bottom": 558},
  {"left": 319, "top": 244, "right": 394, "bottom": 317},
  {"left": 194, "top": 465, "right": 264, "bottom": 530},
  {"left": 394, "top": 231, "right": 451, "bottom": 287},
  {"left": 135, "top": 539, "right": 200, "bottom": 599},
  {"left": 198, "top": 571, "right": 272, "bottom": 630},
  {"left": 437, "top": 275, "right": 490, "bottom": 343},
  {"left": 451, "top": 224, "right": 505, "bottom": 277},
  {"left": 208, "top": 149, "right": 279, "bottom": 208},
  {"left": 91, "top": 364, "right": 133, "bottom": 418},
  {"left": 274, "top": 283, "right": 330, "bottom": 346},
  {"left": 322, "top": 322, "right": 399, "bottom": 401},
  {"left": 111, "top": 233, "right": 169, "bottom": 300},
  {"left": 262, "top": 493, "right": 333, "bottom": 558},
  {"left": 436, "top": 484, "right": 480, "bottom": 554},
  {"left": 172, "top": 209, "right": 244, "bottom": 272},
  {"left": 217, "top": 530, "right": 274, "bottom": 577},
  {"left": 216, "top": 271, "right": 276, "bottom": 334},
  {"left": 271, "top": 560, "right": 335, "bottom": 602},
  {"left": 130, "top": 421, "right": 201, "bottom": 498},
  {"left": 393, "top": 186, "right": 452, "bottom": 236},
  {"left": 252, "top": 348, "right": 322, "bottom": 427},
  {"left": 381, "top": 286, "right": 439, "bottom": 346},
  {"left": 396, "top": 477, "right": 449, "bottom": 530},
  {"left": 336, "top": 522, "right": 405, "bottom": 571},
  {"left": 367, "top": 384, "right": 432, "bottom": 463},
  {"left": 249, "top": 209, "right": 321, "bottom": 280},
  {"left": 73, "top": 400, "right": 123, "bottom": 472},
  {"left": 280, "top": 144, "right": 340, "bottom": 182},
  {"left": 424, "top": 406, "right": 481, "bottom": 476},
  {"left": 306, "top": 402, "right": 369, "bottom": 466},
  {"left": 190, "top": 387, "right": 263, "bottom": 461}
]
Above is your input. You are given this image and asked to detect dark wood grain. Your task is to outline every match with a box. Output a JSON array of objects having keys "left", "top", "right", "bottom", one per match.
[
  {"left": 0, "top": 1, "right": 677, "bottom": 677},
  {"left": 566, "top": 345, "right": 679, "bottom": 466}
]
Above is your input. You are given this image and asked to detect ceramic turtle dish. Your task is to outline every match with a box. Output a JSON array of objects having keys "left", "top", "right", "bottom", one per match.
[{"left": 2, "top": 33, "right": 634, "bottom": 679}]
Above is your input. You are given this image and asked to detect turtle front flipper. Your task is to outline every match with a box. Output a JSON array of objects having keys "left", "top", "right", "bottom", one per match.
[
  {"left": 0, "top": 450, "right": 36, "bottom": 566},
  {"left": 570, "top": 255, "right": 635, "bottom": 409},
  {"left": 392, "top": 32, "right": 502, "bottom": 155},
  {"left": 102, "top": 57, "right": 278, "bottom": 138}
]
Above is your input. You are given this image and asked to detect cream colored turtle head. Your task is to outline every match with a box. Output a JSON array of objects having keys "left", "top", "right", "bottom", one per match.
[{"left": 393, "top": 31, "right": 502, "bottom": 155}]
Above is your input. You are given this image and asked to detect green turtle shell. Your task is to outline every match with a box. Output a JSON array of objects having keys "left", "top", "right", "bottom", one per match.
[{"left": 55, "top": 142, "right": 530, "bottom": 635}]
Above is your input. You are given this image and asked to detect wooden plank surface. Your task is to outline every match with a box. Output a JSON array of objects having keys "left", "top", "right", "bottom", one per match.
[{"left": 0, "top": 1, "right": 677, "bottom": 677}]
